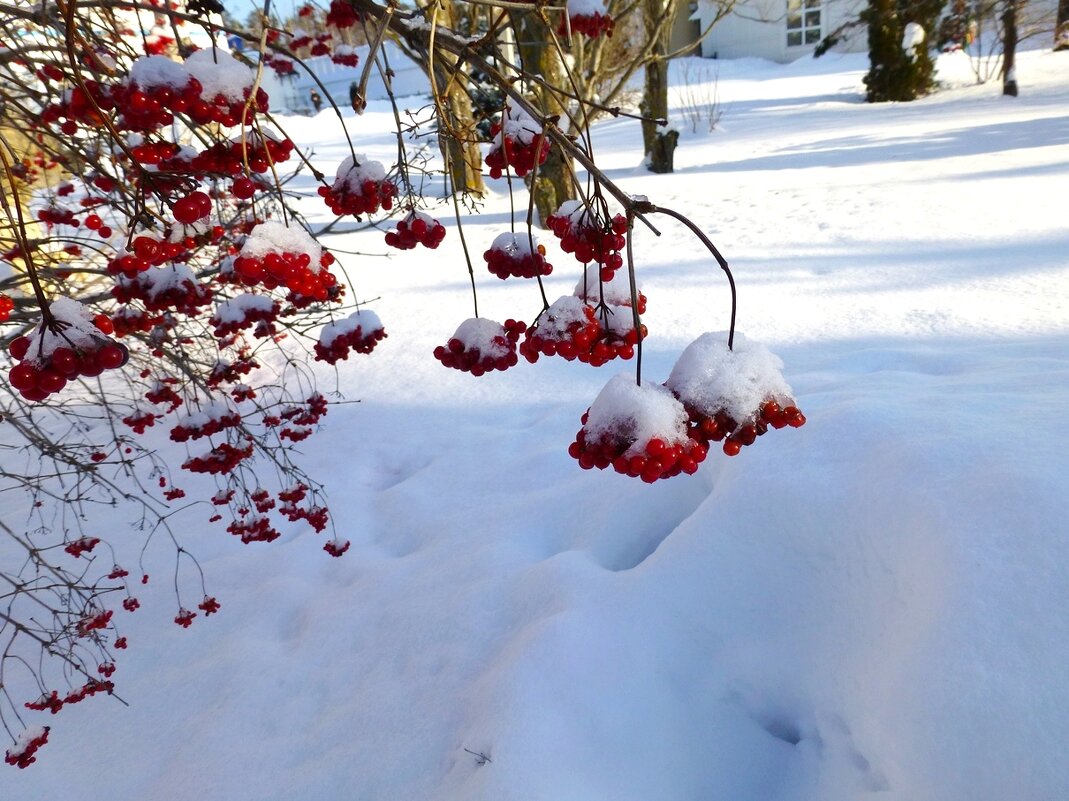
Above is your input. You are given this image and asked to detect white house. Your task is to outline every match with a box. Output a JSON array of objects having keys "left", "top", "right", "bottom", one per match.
[{"left": 689, "top": 0, "right": 867, "bottom": 62}]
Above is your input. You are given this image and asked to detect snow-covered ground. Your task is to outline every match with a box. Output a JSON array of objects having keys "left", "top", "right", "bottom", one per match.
[{"left": 5, "top": 48, "right": 1069, "bottom": 800}]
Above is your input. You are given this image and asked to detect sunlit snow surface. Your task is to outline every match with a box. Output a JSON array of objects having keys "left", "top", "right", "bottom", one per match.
[{"left": 4, "top": 48, "right": 1069, "bottom": 801}]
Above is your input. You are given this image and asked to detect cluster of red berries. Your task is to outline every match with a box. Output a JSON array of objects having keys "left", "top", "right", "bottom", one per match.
[
  {"left": 169, "top": 410, "right": 242, "bottom": 442},
  {"left": 25, "top": 678, "right": 113, "bottom": 719},
  {"left": 181, "top": 442, "right": 254, "bottom": 474},
  {"left": 5, "top": 728, "right": 50, "bottom": 769},
  {"left": 483, "top": 233, "right": 553, "bottom": 279},
  {"left": 208, "top": 353, "right": 260, "bottom": 386},
  {"left": 314, "top": 315, "right": 386, "bottom": 363},
  {"left": 193, "top": 134, "right": 295, "bottom": 176},
  {"left": 331, "top": 48, "right": 360, "bottom": 67},
  {"left": 8, "top": 329, "right": 128, "bottom": 402},
  {"left": 76, "top": 609, "right": 113, "bottom": 637},
  {"left": 211, "top": 297, "right": 281, "bottom": 338},
  {"left": 145, "top": 382, "right": 182, "bottom": 410},
  {"left": 36, "top": 205, "right": 80, "bottom": 228},
  {"left": 122, "top": 408, "right": 158, "bottom": 432},
  {"left": 264, "top": 55, "right": 297, "bottom": 77},
  {"left": 189, "top": 85, "right": 270, "bottom": 128},
  {"left": 684, "top": 399, "right": 806, "bottom": 456},
  {"left": 64, "top": 536, "right": 101, "bottom": 558},
  {"left": 0, "top": 293, "right": 13, "bottom": 322},
  {"left": 327, "top": 0, "right": 361, "bottom": 28},
  {"left": 324, "top": 538, "right": 350, "bottom": 557},
  {"left": 434, "top": 318, "right": 526, "bottom": 375},
  {"left": 172, "top": 191, "right": 212, "bottom": 225},
  {"left": 560, "top": 10, "right": 616, "bottom": 38},
  {"left": 485, "top": 122, "right": 550, "bottom": 179},
  {"left": 279, "top": 393, "right": 329, "bottom": 427},
  {"left": 199, "top": 596, "right": 221, "bottom": 615},
  {"left": 232, "top": 249, "right": 338, "bottom": 301},
  {"left": 547, "top": 203, "right": 628, "bottom": 278},
  {"left": 122, "top": 597, "right": 140, "bottom": 612},
  {"left": 174, "top": 608, "right": 196, "bottom": 628},
  {"left": 111, "top": 78, "right": 203, "bottom": 131},
  {"left": 227, "top": 515, "right": 282, "bottom": 544},
  {"left": 519, "top": 299, "right": 602, "bottom": 364},
  {"left": 41, "top": 81, "right": 111, "bottom": 131},
  {"left": 385, "top": 211, "right": 446, "bottom": 250},
  {"left": 569, "top": 425, "right": 708, "bottom": 482},
  {"left": 113, "top": 308, "right": 161, "bottom": 337},
  {"left": 250, "top": 488, "right": 276, "bottom": 513},
  {"left": 107, "top": 235, "right": 180, "bottom": 278},
  {"left": 111, "top": 269, "right": 213, "bottom": 316},
  {"left": 279, "top": 502, "right": 329, "bottom": 532},
  {"left": 319, "top": 171, "right": 397, "bottom": 217},
  {"left": 82, "top": 213, "right": 113, "bottom": 240}
]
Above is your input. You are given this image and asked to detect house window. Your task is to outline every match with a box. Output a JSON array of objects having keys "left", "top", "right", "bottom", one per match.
[{"left": 786, "top": 0, "right": 821, "bottom": 47}]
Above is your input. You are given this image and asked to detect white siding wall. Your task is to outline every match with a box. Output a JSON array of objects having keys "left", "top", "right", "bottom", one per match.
[{"left": 693, "top": 0, "right": 867, "bottom": 62}]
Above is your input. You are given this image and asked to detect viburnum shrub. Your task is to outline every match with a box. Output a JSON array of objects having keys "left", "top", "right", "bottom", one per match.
[{"left": 0, "top": 0, "right": 803, "bottom": 768}]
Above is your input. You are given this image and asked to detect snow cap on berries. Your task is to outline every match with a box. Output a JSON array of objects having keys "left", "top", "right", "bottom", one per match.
[
  {"left": 183, "top": 48, "right": 254, "bottom": 103},
  {"left": 497, "top": 104, "right": 542, "bottom": 147},
  {"left": 451, "top": 317, "right": 513, "bottom": 359},
  {"left": 129, "top": 55, "right": 191, "bottom": 90},
  {"left": 544, "top": 296, "right": 599, "bottom": 337},
  {"left": 490, "top": 231, "right": 541, "bottom": 257},
  {"left": 318, "top": 309, "right": 383, "bottom": 349},
  {"left": 666, "top": 332, "right": 795, "bottom": 422},
  {"left": 212, "top": 293, "right": 276, "bottom": 325},
  {"left": 573, "top": 263, "right": 638, "bottom": 306},
  {"left": 585, "top": 374, "right": 690, "bottom": 457},
  {"left": 334, "top": 154, "right": 387, "bottom": 192},
  {"left": 22, "top": 297, "right": 104, "bottom": 366},
  {"left": 240, "top": 221, "right": 323, "bottom": 269}
]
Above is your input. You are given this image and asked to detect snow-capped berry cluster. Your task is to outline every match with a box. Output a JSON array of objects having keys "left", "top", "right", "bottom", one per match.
[
  {"left": 112, "top": 265, "right": 213, "bottom": 316},
  {"left": 560, "top": 0, "right": 615, "bottom": 39},
  {"left": 323, "top": 538, "right": 350, "bottom": 557},
  {"left": 227, "top": 514, "right": 281, "bottom": 544},
  {"left": 99, "top": 50, "right": 268, "bottom": 132},
  {"left": 64, "top": 536, "right": 101, "bottom": 558},
  {"left": 211, "top": 294, "right": 280, "bottom": 338},
  {"left": 181, "top": 442, "right": 254, "bottom": 474},
  {"left": 568, "top": 375, "right": 708, "bottom": 482},
  {"left": 169, "top": 403, "right": 242, "bottom": 442},
  {"left": 318, "top": 155, "right": 397, "bottom": 217},
  {"left": 331, "top": 44, "right": 360, "bottom": 67},
  {"left": 485, "top": 105, "right": 551, "bottom": 179},
  {"left": 546, "top": 201, "right": 628, "bottom": 278},
  {"left": 232, "top": 221, "right": 339, "bottom": 301},
  {"left": 7, "top": 298, "right": 128, "bottom": 401},
  {"left": 519, "top": 296, "right": 603, "bottom": 364},
  {"left": 665, "top": 332, "right": 806, "bottom": 456},
  {"left": 314, "top": 310, "right": 386, "bottom": 363},
  {"left": 483, "top": 232, "right": 553, "bottom": 279},
  {"left": 433, "top": 318, "right": 527, "bottom": 375},
  {"left": 385, "top": 210, "right": 446, "bottom": 250},
  {"left": 5, "top": 727, "right": 50, "bottom": 769}
]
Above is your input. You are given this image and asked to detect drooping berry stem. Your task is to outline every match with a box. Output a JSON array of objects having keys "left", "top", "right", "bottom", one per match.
[{"left": 646, "top": 203, "right": 737, "bottom": 351}]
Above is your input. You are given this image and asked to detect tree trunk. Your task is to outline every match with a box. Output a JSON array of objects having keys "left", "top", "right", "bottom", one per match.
[
  {"left": 510, "top": 10, "right": 576, "bottom": 226},
  {"left": 426, "top": 0, "right": 485, "bottom": 197},
  {"left": 438, "top": 75, "right": 486, "bottom": 197},
  {"left": 640, "top": 0, "right": 678, "bottom": 173},
  {"left": 1055, "top": 0, "right": 1069, "bottom": 50},
  {"left": 1002, "top": 0, "right": 1018, "bottom": 96}
]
